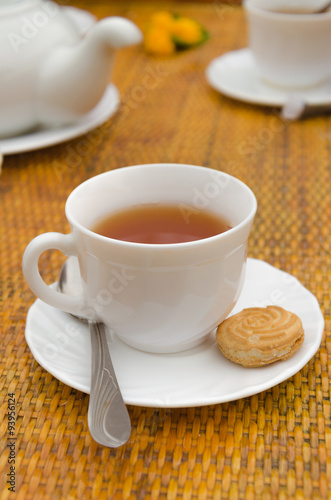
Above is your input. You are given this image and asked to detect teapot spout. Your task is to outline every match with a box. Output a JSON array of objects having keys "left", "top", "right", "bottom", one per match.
[
  {"left": 37, "top": 17, "right": 142, "bottom": 127},
  {"left": 91, "top": 16, "right": 143, "bottom": 49}
]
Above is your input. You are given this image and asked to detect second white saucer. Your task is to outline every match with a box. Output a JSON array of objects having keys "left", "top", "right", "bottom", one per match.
[{"left": 206, "top": 48, "right": 331, "bottom": 107}]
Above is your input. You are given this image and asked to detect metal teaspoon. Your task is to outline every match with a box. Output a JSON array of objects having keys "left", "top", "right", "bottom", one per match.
[{"left": 57, "top": 256, "right": 131, "bottom": 448}]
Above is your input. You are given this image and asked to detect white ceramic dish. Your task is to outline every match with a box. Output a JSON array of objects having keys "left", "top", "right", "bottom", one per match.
[
  {"left": 0, "top": 7, "right": 120, "bottom": 155},
  {"left": 24, "top": 258, "right": 324, "bottom": 408},
  {"left": 206, "top": 48, "right": 331, "bottom": 107}
]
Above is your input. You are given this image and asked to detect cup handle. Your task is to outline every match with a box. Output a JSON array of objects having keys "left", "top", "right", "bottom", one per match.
[{"left": 22, "top": 232, "right": 84, "bottom": 315}]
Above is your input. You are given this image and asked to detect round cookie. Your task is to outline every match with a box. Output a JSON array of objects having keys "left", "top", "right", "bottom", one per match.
[{"left": 216, "top": 305, "right": 304, "bottom": 367}]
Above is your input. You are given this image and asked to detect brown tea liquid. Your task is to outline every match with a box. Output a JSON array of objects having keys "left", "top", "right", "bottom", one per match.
[{"left": 92, "top": 204, "right": 231, "bottom": 244}]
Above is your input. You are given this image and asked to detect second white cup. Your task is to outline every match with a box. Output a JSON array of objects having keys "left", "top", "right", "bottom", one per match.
[{"left": 244, "top": 0, "right": 331, "bottom": 88}]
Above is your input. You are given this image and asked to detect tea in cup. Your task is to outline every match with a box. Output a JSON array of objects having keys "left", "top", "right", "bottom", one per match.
[
  {"left": 244, "top": 0, "right": 331, "bottom": 87},
  {"left": 23, "top": 164, "right": 257, "bottom": 353}
]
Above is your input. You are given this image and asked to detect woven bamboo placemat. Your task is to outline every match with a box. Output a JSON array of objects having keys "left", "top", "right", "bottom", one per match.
[{"left": 0, "top": 1, "right": 330, "bottom": 498}]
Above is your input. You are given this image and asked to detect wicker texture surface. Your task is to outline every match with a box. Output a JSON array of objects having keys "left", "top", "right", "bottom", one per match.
[{"left": 0, "top": 1, "right": 330, "bottom": 499}]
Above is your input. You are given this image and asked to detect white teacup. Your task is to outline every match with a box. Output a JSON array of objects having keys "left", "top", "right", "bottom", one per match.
[
  {"left": 23, "top": 164, "right": 257, "bottom": 354},
  {"left": 244, "top": 0, "right": 331, "bottom": 88}
]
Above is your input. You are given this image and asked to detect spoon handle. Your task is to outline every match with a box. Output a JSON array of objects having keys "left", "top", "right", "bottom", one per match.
[{"left": 88, "top": 322, "right": 131, "bottom": 447}]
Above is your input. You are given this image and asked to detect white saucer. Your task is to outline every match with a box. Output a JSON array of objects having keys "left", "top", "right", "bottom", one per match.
[
  {"left": 0, "top": 85, "right": 119, "bottom": 155},
  {"left": 24, "top": 258, "right": 324, "bottom": 408},
  {"left": 0, "top": 8, "right": 120, "bottom": 155},
  {"left": 206, "top": 48, "right": 331, "bottom": 107}
]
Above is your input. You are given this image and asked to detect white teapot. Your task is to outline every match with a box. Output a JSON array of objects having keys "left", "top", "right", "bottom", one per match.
[{"left": 0, "top": 0, "right": 142, "bottom": 137}]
